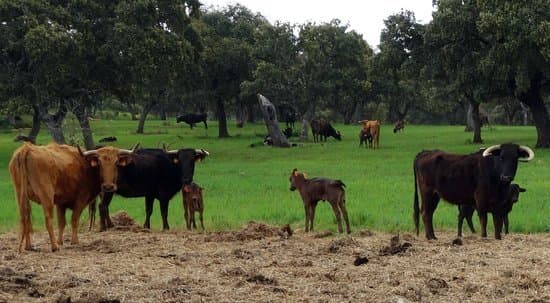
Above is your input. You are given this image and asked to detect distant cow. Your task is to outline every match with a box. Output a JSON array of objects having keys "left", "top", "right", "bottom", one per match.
[
  {"left": 176, "top": 113, "right": 208, "bottom": 129},
  {"left": 358, "top": 120, "right": 380, "bottom": 149},
  {"left": 393, "top": 120, "right": 405, "bottom": 133},
  {"left": 278, "top": 104, "right": 298, "bottom": 128},
  {"left": 359, "top": 128, "right": 373, "bottom": 148},
  {"left": 311, "top": 118, "right": 342, "bottom": 143},
  {"left": 458, "top": 184, "right": 525, "bottom": 237},
  {"left": 413, "top": 143, "right": 534, "bottom": 240},
  {"left": 9, "top": 143, "right": 138, "bottom": 252},
  {"left": 183, "top": 182, "right": 204, "bottom": 230},
  {"left": 99, "top": 136, "right": 117, "bottom": 143},
  {"left": 289, "top": 168, "right": 350, "bottom": 234},
  {"left": 99, "top": 147, "right": 209, "bottom": 231}
]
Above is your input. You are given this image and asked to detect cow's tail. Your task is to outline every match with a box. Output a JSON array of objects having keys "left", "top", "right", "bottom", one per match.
[
  {"left": 10, "top": 145, "right": 33, "bottom": 252},
  {"left": 413, "top": 157, "right": 420, "bottom": 236}
]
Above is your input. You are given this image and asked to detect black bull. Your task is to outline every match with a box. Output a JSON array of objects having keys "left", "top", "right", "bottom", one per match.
[
  {"left": 413, "top": 143, "right": 534, "bottom": 240},
  {"left": 98, "top": 148, "right": 209, "bottom": 231}
]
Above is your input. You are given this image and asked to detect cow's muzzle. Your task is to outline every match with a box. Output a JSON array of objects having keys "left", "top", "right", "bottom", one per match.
[
  {"left": 102, "top": 184, "right": 117, "bottom": 193},
  {"left": 289, "top": 186, "right": 296, "bottom": 191}
]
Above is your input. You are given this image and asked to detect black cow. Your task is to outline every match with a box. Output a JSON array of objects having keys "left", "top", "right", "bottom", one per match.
[
  {"left": 99, "top": 136, "right": 117, "bottom": 143},
  {"left": 98, "top": 147, "right": 209, "bottom": 231},
  {"left": 311, "top": 118, "right": 341, "bottom": 143},
  {"left": 457, "top": 184, "right": 525, "bottom": 237},
  {"left": 413, "top": 143, "right": 534, "bottom": 240},
  {"left": 278, "top": 104, "right": 298, "bottom": 128},
  {"left": 176, "top": 113, "right": 208, "bottom": 129}
]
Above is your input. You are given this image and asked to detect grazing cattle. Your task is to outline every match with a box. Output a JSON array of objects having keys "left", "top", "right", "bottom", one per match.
[
  {"left": 278, "top": 104, "right": 298, "bottom": 128},
  {"left": 289, "top": 168, "right": 350, "bottom": 234},
  {"left": 311, "top": 118, "right": 342, "bottom": 143},
  {"left": 176, "top": 113, "right": 208, "bottom": 129},
  {"left": 182, "top": 182, "right": 204, "bottom": 230},
  {"left": 99, "top": 136, "right": 117, "bottom": 143},
  {"left": 393, "top": 120, "right": 405, "bottom": 133},
  {"left": 359, "top": 128, "right": 373, "bottom": 148},
  {"left": 9, "top": 143, "right": 138, "bottom": 252},
  {"left": 99, "top": 147, "right": 209, "bottom": 231},
  {"left": 413, "top": 143, "right": 534, "bottom": 240},
  {"left": 358, "top": 120, "right": 380, "bottom": 149},
  {"left": 458, "top": 184, "right": 525, "bottom": 237}
]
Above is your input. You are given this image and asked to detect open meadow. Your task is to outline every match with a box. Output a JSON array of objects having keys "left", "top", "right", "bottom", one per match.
[{"left": 0, "top": 119, "right": 549, "bottom": 302}]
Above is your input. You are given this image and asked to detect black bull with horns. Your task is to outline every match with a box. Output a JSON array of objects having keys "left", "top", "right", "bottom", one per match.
[
  {"left": 413, "top": 143, "right": 534, "bottom": 240},
  {"left": 97, "top": 147, "right": 209, "bottom": 231}
]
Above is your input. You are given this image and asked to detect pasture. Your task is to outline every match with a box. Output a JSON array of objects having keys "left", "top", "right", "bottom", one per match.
[
  {"left": 0, "top": 119, "right": 548, "bottom": 234},
  {"left": 1, "top": 119, "right": 549, "bottom": 302}
]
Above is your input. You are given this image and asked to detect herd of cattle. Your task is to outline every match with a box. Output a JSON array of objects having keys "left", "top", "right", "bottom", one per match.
[{"left": 7, "top": 117, "right": 535, "bottom": 252}]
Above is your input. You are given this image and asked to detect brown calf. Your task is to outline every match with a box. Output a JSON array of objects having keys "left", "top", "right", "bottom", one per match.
[
  {"left": 183, "top": 182, "right": 204, "bottom": 230},
  {"left": 359, "top": 128, "right": 373, "bottom": 148},
  {"left": 289, "top": 168, "right": 350, "bottom": 234},
  {"left": 9, "top": 143, "right": 138, "bottom": 252}
]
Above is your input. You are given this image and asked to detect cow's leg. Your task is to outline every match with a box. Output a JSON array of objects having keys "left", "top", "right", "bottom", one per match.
[
  {"left": 191, "top": 210, "right": 197, "bottom": 229},
  {"left": 144, "top": 196, "right": 154, "bottom": 229},
  {"left": 330, "top": 202, "right": 343, "bottom": 233},
  {"left": 159, "top": 199, "right": 170, "bottom": 230},
  {"left": 184, "top": 202, "right": 191, "bottom": 231},
  {"left": 504, "top": 215, "right": 510, "bottom": 234},
  {"left": 203, "top": 120, "right": 208, "bottom": 129},
  {"left": 41, "top": 202, "right": 58, "bottom": 252},
  {"left": 309, "top": 204, "right": 316, "bottom": 232},
  {"left": 492, "top": 213, "right": 504, "bottom": 240},
  {"left": 457, "top": 207, "right": 464, "bottom": 238},
  {"left": 70, "top": 203, "right": 86, "bottom": 245},
  {"left": 466, "top": 215, "right": 476, "bottom": 234},
  {"left": 99, "top": 192, "right": 114, "bottom": 231},
  {"left": 421, "top": 192, "right": 439, "bottom": 240},
  {"left": 339, "top": 200, "right": 351, "bottom": 234},
  {"left": 303, "top": 203, "right": 310, "bottom": 232},
  {"left": 56, "top": 206, "right": 67, "bottom": 246},
  {"left": 478, "top": 211, "right": 488, "bottom": 238}
]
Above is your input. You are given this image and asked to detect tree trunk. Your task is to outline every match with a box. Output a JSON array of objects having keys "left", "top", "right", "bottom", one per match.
[
  {"left": 235, "top": 98, "right": 246, "bottom": 127},
  {"left": 351, "top": 101, "right": 364, "bottom": 123},
  {"left": 39, "top": 103, "right": 67, "bottom": 144},
  {"left": 73, "top": 104, "right": 95, "bottom": 149},
  {"left": 246, "top": 103, "right": 256, "bottom": 123},
  {"left": 470, "top": 101, "right": 483, "bottom": 143},
  {"left": 465, "top": 103, "right": 474, "bottom": 132},
  {"left": 216, "top": 96, "right": 230, "bottom": 138},
  {"left": 257, "top": 94, "right": 290, "bottom": 147},
  {"left": 136, "top": 102, "right": 154, "bottom": 134},
  {"left": 300, "top": 104, "right": 316, "bottom": 141},
  {"left": 518, "top": 81, "right": 550, "bottom": 147},
  {"left": 27, "top": 106, "right": 41, "bottom": 143},
  {"left": 519, "top": 102, "right": 530, "bottom": 126},
  {"left": 159, "top": 105, "right": 167, "bottom": 120}
]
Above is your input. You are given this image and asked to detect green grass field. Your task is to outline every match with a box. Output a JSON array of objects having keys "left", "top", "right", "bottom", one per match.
[{"left": 1, "top": 119, "right": 548, "bottom": 235}]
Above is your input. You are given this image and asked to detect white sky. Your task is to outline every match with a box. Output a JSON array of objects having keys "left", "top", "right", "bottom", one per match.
[{"left": 200, "top": 0, "right": 435, "bottom": 49}]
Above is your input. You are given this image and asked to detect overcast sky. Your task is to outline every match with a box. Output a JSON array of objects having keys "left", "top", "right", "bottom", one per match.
[{"left": 200, "top": 0, "right": 435, "bottom": 49}]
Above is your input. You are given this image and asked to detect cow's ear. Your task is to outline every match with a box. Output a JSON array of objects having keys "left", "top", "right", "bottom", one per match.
[
  {"left": 173, "top": 157, "right": 180, "bottom": 164},
  {"left": 519, "top": 187, "right": 526, "bottom": 193},
  {"left": 118, "top": 155, "right": 132, "bottom": 166},
  {"left": 87, "top": 156, "right": 99, "bottom": 167},
  {"left": 293, "top": 169, "right": 299, "bottom": 177},
  {"left": 183, "top": 185, "right": 190, "bottom": 193}
]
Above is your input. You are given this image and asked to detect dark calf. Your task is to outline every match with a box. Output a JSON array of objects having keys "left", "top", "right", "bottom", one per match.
[
  {"left": 457, "top": 184, "right": 526, "bottom": 237},
  {"left": 289, "top": 168, "right": 350, "bottom": 234},
  {"left": 393, "top": 120, "right": 405, "bottom": 133},
  {"left": 183, "top": 183, "right": 204, "bottom": 230},
  {"left": 359, "top": 128, "right": 373, "bottom": 148},
  {"left": 99, "top": 136, "right": 117, "bottom": 143}
]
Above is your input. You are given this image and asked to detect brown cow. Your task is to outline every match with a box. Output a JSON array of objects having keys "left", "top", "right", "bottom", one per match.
[
  {"left": 183, "top": 182, "right": 204, "bottom": 230},
  {"left": 358, "top": 120, "right": 380, "bottom": 149},
  {"left": 289, "top": 168, "right": 350, "bottom": 234},
  {"left": 311, "top": 118, "right": 342, "bottom": 143},
  {"left": 393, "top": 120, "right": 405, "bottom": 133},
  {"left": 9, "top": 142, "right": 138, "bottom": 252}
]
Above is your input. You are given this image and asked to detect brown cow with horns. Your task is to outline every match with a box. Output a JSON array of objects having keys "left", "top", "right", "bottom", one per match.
[
  {"left": 413, "top": 143, "right": 534, "bottom": 240},
  {"left": 9, "top": 142, "right": 139, "bottom": 252}
]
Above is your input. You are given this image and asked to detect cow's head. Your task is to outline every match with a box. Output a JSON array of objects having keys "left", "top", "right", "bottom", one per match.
[
  {"left": 289, "top": 168, "right": 307, "bottom": 191},
  {"left": 482, "top": 143, "right": 534, "bottom": 183},
  {"left": 80, "top": 143, "right": 140, "bottom": 192},
  {"left": 166, "top": 148, "right": 209, "bottom": 185},
  {"left": 334, "top": 130, "right": 342, "bottom": 141}
]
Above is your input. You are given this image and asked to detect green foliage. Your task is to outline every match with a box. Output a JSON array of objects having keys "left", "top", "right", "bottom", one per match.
[{"left": 0, "top": 119, "right": 548, "bottom": 235}]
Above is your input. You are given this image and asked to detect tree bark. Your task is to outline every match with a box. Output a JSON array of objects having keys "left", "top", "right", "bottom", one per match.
[
  {"left": 257, "top": 94, "right": 290, "bottom": 147},
  {"left": 136, "top": 102, "right": 155, "bottom": 134},
  {"left": 73, "top": 104, "right": 95, "bottom": 149},
  {"left": 27, "top": 105, "right": 41, "bottom": 143},
  {"left": 300, "top": 103, "right": 316, "bottom": 141},
  {"left": 39, "top": 102, "right": 67, "bottom": 144},
  {"left": 469, "top": 101, "right": 483, "bottom": 143},
  {"left": 518, "top": 82, "right": 550, "bottom": 147},
  {"left": 216, "top": 96, "right": 230, "bottom": 138}
]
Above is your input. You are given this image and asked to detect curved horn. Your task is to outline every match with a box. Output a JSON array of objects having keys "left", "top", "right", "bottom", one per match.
[
  {"left": 81, "top": 148, "right": 98, "bottom": 157},
  {"left": 167, "top": 149, "right": 179, "bottom": 154},
  {"left": 195, "top": 148, "right": 210, "bottom": 156},
  {"left": 518, "top": 145, "right": 535, "bottom": 162},
  {"left": 119, "top": 143, "right": 140, "bottom": 155},
  {"left": 482, "top": 144, "right": 501, "bottom": 157}
]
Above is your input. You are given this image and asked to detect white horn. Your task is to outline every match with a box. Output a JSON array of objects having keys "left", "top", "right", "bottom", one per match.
[
  {"left": 82, "top": 149, "right": 98, "bottom": 156},
  {"left": 518, "top": 145, "right": 535, "bottom": 162},
  {"left": 119, "top": 143, "right": 140, "bottom": 155},
  {"left": 482, "top": 144, "right": 501, "bottom": 157},
  {"left": 196, "top": 148, "right": 210, "bottom": 156}
]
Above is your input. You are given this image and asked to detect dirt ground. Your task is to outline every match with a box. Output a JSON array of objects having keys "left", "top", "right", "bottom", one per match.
[{"left": 1, "top": 215, "right": 549, "bottom": 303}]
